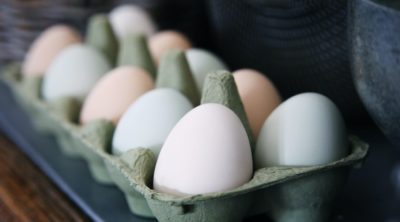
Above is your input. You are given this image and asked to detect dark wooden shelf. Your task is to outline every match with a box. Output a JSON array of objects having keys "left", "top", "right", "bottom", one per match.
[{"left": 0, "top": 135, "right": 88, "bottom": 222}]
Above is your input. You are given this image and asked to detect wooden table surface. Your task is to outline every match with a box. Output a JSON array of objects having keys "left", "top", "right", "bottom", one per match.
[{"left": 0, "top": 134, "right": 88, "bottom": 222}]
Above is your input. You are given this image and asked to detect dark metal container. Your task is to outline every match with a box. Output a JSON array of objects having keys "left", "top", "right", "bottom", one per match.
[
  {"left": 349, "top": 0, "right": 400, "bottom": 147},
  {"left": 207, "top": 0, "right": 370, "bottom": 123}
]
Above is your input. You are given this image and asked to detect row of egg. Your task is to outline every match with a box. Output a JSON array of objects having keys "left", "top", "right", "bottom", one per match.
[
  {"left": 154, "top": 93, "right": 348, "bottom": 196},
  {"left": 22, "top": 4, "right": 349, "bottom": 197}
]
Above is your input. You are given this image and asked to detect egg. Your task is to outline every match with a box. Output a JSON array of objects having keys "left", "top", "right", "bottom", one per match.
[
  {"left": 22, "top": 25, "right": 82, "bottom": 77},
  {"left": 109, "top": 4, "right": 156, "bottom": 39},
  {"left": 233, "top": 69, "right": 281, "bottom": 138},
  {"left": 80, "top": 66, "right": 154, "bottom": 125},
  {"left": 42, "top": 44, "right": 111, "bottom": 102},
  {"left": 186, "top": 49, "right": 228, "bottom": 93},
  {"left": 153, "top": 103, "right": 253, "bottom": 196},
  {"left": 112, "top": 88, "right": 193, "bottom": 156},
  {"left": 255, "top": 93, "right": 348, "bottom": 168},
  {"left": 149, "top": 31, "right": 192, "bottom": 64}
]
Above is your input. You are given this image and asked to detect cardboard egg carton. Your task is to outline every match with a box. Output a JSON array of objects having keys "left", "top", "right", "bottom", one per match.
[{"left": 1, "top": 63, "right": 368, "bottom": 222}]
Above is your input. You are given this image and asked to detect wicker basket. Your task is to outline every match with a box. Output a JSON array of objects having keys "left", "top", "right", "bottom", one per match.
[{"left": 0, "top": 0, "right": 116, "bottom": 64}]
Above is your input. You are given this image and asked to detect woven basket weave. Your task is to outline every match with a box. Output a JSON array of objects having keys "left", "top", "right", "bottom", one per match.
[{"left": 0, "top": 0, "right": 116, "bottom": 64}]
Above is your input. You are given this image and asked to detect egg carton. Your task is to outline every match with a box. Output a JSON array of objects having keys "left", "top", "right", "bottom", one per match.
[{"left": 1, "top": 63, "right": 369, "bottom": 222}]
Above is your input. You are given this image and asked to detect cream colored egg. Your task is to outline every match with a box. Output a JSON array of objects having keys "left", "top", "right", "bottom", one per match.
[
  {"left": 22, "top": 25, "right": 82, "bottom": 77},
  {"left": 109, "top": 4, "right": 156, "bottom": 39},
  {"left": 80, "top": 66, "right": 154, "bottom": 125},
  {"left": 149, "top": 31, "right": 192, "bottom": 64},
  {"left": 233, "top": 69, "right": 281, "bottom": 138},
  {"left": 255, "top": 93, "right": 348, "bottom": 168},
  {"left": 154, "top": 103, "right": 253, "bottom": 196}
]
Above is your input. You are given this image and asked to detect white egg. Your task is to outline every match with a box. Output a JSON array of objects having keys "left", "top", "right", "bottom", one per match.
[
  {"left": 255, "top": 93, "right": 348, "bottom": 168},
  {"left": 42, "top": 44, "right": 111, "bottom": 102},
  {"left": 112, "top": 88, "right": 193, "bottom": 156},
  {"left": 153, "top": 103, "right": 253, "bottom": 196},
  {"left": 109, "top": 4, "right": 156, "bottom": 39},
  {"left": 186, "top": 49, "right": 228, "bottom": 93}
]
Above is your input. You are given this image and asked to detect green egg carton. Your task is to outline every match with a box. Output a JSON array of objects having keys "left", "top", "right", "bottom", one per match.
[
  {"left": 1, "top": 61, "right": 369, "bottom": 222},
  {"left": 0, "top": 47, "right": 201, "bottom": 188},
  {"left": 2, "top": 64, "right": 53, "bottom": 135},
  {"left": 125, "top": 137, "right": 365, "bottom": 222},
  {"left": 1, "top": 63, "right": 114, "bottom": 184},
  {"left": 103, "top": 71, "right": 368, "bottom": 222}
]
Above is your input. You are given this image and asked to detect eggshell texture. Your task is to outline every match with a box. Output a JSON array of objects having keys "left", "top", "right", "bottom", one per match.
[
  {"left": 233, "top": 69, "right": 281, "bottom": 139},
  {"left": 255, "top": 93, "right": 348, "bottom": 168},
  {"left": 186, "top": 49, "right": 228, "bottom": 93},
  {"left": 109, "top": 4, "right": 156, "bottom": 39},
  {"left": 112, "top": 88, "right": 193, "bottom": 156},
  {"left": 80, "top": 66, "right": 154, "bottom": 125},
  {"left": 149, "top": 31, "right": 192, "bottom": 64},
  {"left": 42, "top": 44, "right": 111, "bottom": 102},
  {"left": 22, "top": 25, "right": 82, "bottom": 77},
  {"left": 154, "top": 103, "right": 253, "bottom": 196}
]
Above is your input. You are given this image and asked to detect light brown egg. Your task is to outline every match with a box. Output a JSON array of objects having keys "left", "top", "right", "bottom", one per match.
[
  {"left": 80, "top": 66, "right": 154, "bottom": 125},
  {"left": 149, "top": 31, "right": 191, "bottom": 64},
  {"left": 22, "top": 25, "right": 82, "bottom": 77},
  {"left": 233, "top": 69, "right": 281, "bottom": 139}
]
